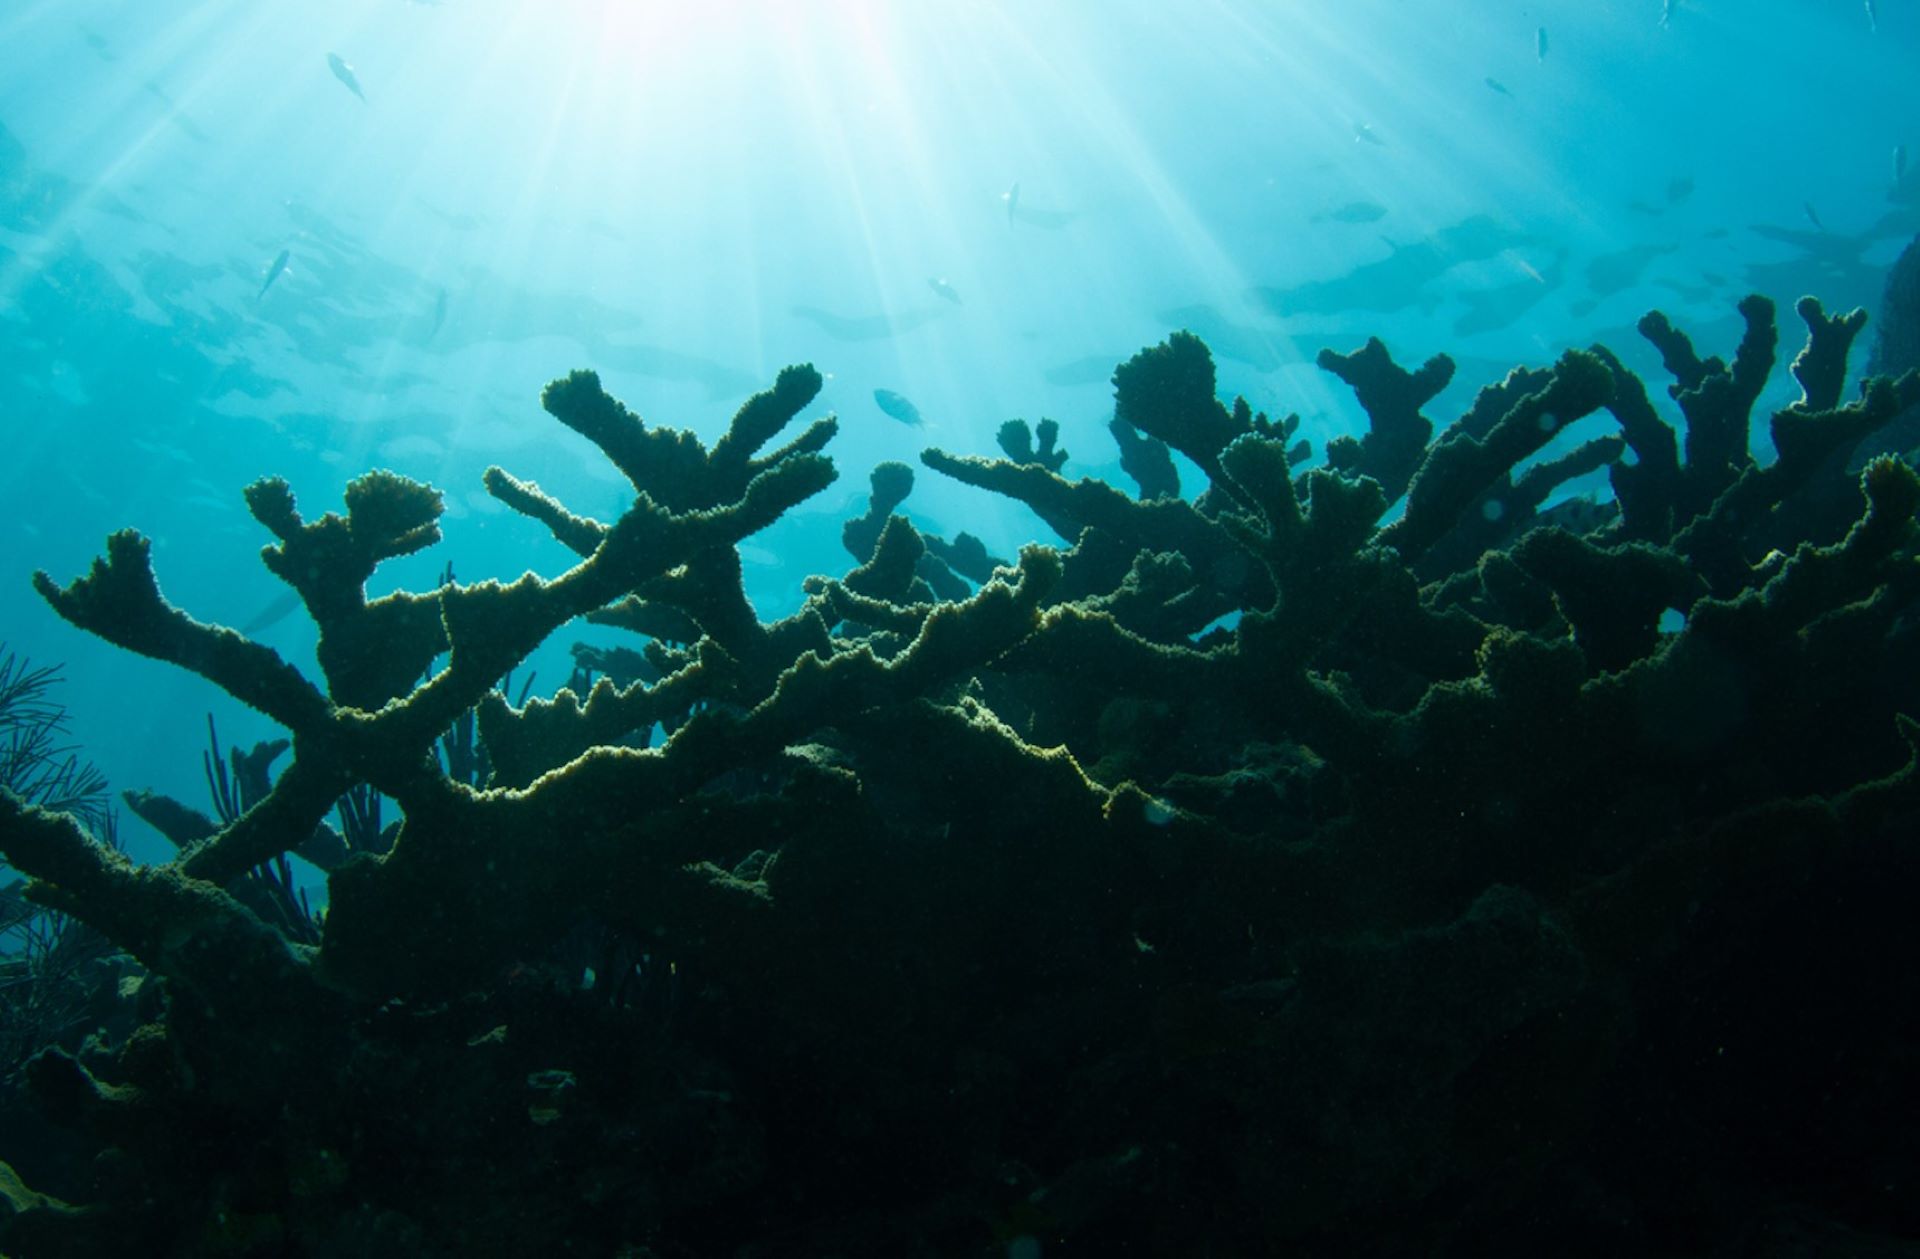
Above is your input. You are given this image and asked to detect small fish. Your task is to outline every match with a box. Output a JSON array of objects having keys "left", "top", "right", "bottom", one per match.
[
  {"left": 240, "top": 588, "right": 303, "bottom": 636},
  {"left": 327, "top": 52, "right": 366, "bottom": 102},
  {"left": 1004, "top": 181, "right": 1020, "bottom": 227},
  {"left": 1666, "top": 175, "right": 1694, "bottom": 204},
  {"left": 1661, "top": 0, "right": 1676, "bottom": 28},
  {"left": 1313, "top": 200, "right": 1388, "bottom": 224},
  {"left": 873, "top": 388, "right": 924, "bottom": 426},
  {"left": 1865, "top": 0, "right": 1877, "bottom": 31},
  {"left": 428, "top": 287, "right": 448, "bottom": 338},
  {"left": 1484, "top": 77, "right": 1512, "bottom": 97},
  {"left": 1803, "top": 201, "right": 1826, "bottom": 231},
  {"left": 1536, "top": 26, "right": 1549, "bottom": 60},
  {"left": 258, "top": 247, "right": 290, "bottom": 297},
  {"left": 1352, "top": 120, "right": 1385, "bottom": 147},
  {"left": 1896, "top": 144, "right": 1909, "bottom": 186},
  {"left": 1626, "top": 199, "right": 1663, "bottom": 217},
  {"left": 927, "top": 277, "right": 961, "bottom": 305}
]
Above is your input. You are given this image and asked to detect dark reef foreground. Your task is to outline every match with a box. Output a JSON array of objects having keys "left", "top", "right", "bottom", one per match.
[{"left": 4, "top": 292, "right": 1920, "bottom": 1256}]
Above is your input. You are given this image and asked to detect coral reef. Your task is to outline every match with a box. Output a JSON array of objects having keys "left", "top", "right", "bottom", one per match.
[
  {"left": 1871, "top": 231, "right": 1920, "bottom": 458},
  {"left": 3, "top": 294, "right": 1920, "bottom": 1256}
]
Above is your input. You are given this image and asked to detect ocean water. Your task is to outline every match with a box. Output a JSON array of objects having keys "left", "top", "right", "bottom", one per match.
[
  {"left": 3, "top": 1, "right": 1915, "bottom": 857},
  {"left": 5, "top": 2, "right": 1920, "bottom": 1251}
]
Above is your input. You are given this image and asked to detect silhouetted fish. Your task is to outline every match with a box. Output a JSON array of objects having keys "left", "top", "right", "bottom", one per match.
[
  {"left": 1865, "top": 0, "right": 1877, "bottom": 31},
  {"left": 1536, "top": 26, "right": 1549, "bottom": 60},
  {"left": 1453, "top": 249, "right": 1566, "bottom": 336},
  {"left": 1896, "top": 145, "right": 1908, "bottom": 187},
  {"left": 792, "top": 304, "right": 946, "bottom": 341},
  {"left": 927, "top": 277, "right": 961, "bottom": 305},
  {"left": 428, "top": 287, "right": 447, "bottom": 338},
  {"left": 1484, "top": 77, "right": 1512, "bottom": 97},
  {"left": 328, "top": 53, "right": 367, "bottom": 102},
  {"left": 1313, "top": 200, "right": 1388, "bottom": 224},
  {"left": 1803, "top": 201, "right": 1826, "bottom": 231},
  {"left": 1352, "top": 121, "right": 1385, "bottom": 147},
  {"left": 1003, "top": 186, "right": 1075, "bottom": 230},
  {"left": 1044, "top": 355, "right": 1121, "bottom": 388},
  {"left": 259, "top": 248, "right": 290, "bottom": 297},
  {"left": 1661, "top": 0, "right": 1676, "bottom": 29},
  {"left": 1585, "top": 241, "right": 1677, "bottom": 297},
  {"left": 240, "top": 588, "right": 303, "bottom": 636},
  {"left": 1252, "top": 214, "right": 1530, "bottom": 317},
  {"left": 1667, "top": 175, "right": 1694, "bottom": 204},
  {"left": 873, "top": 389, "right": 924, "bottom": 426}
]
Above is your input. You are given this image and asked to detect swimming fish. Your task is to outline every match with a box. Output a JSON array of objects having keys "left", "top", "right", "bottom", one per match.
[
  {"left": 1484, "top": 77, "right": 1512, "bottom": 97},
  {"left": 1803, "top": 201, "right": 1826, "bottom": 231},
  {"left": 1896, "top": 144, "right": 1909, "bottom": 186},
  {"left": 1865, "top": 0, "right": 1877, "bottom": 31},
  {"left": 1352, "top": 121, "right": 1385, "bottom": 147},
  {"left": 1661, "top": 0, "right": 1676, "bottom": 28},
  {"left": 927, "top": 277, "right": 961, "bottom": 305},
  {"left": 1536, "top": 26, "right": 1549, "bottom": 60},
  {"left": 240, "top": 588, "right": 303, "bottom": 636},
  {"left": 259, "top": 247, "right": 290, "bottom": 297},
  {"left": 428, "top": 286, "right": 448, "bottom": 338},
  {"left": 1667, "top": 175, "right": 1695, "bottom": 204},
  {"left": 873, "top": 388, "right": 924, "bottom": 426},
  {"left": 1313, "top": 200, "right": 1388, "bottom": 224},
  {"left": 327, "top": 52, "right": 366, "bottom": 102},
  {"left": 1004, "top": 181, "right": 1020, "bottom": 227}
]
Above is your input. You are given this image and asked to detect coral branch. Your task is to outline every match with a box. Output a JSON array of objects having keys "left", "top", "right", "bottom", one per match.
[{"left": 32, "top": 531, "right": 331, "bottom": 734}]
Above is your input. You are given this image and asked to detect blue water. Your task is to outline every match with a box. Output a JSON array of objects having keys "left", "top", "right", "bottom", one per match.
[{"left": 2, "top": 0, "right": 1915, "bottom": 868}]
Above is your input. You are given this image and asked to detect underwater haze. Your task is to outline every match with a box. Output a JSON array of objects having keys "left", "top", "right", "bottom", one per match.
[
  {"left": 4, "top": 1, "right": 1914, "bottom": 842},
  {"left": 6, "top": 3, "right": 1920, "bottom": 1253}
]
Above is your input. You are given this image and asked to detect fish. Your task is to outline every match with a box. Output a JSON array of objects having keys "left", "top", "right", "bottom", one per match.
[
  {"left": 1004, "top": 181, "right": 1020, "bottom": 227},
  {"left": 873, "top": 388, "right": 924, "bottom": 426},
  {"left": 1484, "top": 77, "right": 1512, "bottom": 97},
  {"left": 418, "top": 198, "right": 484, "bottom": 231},
  {"left": 258, "top": 247, "right": 290, "bottom": 297},
  {"left": 1252, "top": 214, "right": 1530, "bottom": 318},
  {"left": 240, "top": 588, "right": 303, "bottom": 636},
  {"left": 428, "top": 287, "right": 447, "bottom": 338},
  {"left": 927, "top": 277, "right": 961, "bottom": 305},
  {"left": 1010, "top": 199, "right": 1076, "bottom": 230},
  {"left": 1451, "top": 251, "right": 1559, "bottom": 337},
  {"left": 1803, "top": 201, "right": 1826, "bottom": 231},
  {"left": 1044, "top": 355, "right": 1122, "bottom": 388},
  {"left": 1352, "top": 121, "right": 1385, "bottom": 147},
  {"left": 1897, "top": 145, "right": 1909, "bottom": 187},
  {"left": 1661, "top": 0, "right": 1676, "bottom": 28},
  {"left": 792, "top": 304, "right": 946, "bottom": 341},
  {"left": 1584, "top": 241, "right": 1677, "bottom": 297},
  {"left": 327, "top": 53, "right": 366, "bottom": 103},
  {"left": 1536, "top": 26, "right": 1549, "bottom": 60},
  {"left": 1865, "top": 0, "right": 1877, "bottom": 31},
  {"left": 1313, "top": 200, "right": 1388, "bottom": 224},
  {"left": 1667, "top": 175, "right": 1694, "bottom": 204}
]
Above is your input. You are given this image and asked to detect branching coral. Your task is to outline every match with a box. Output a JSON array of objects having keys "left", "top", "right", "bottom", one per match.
[{"left": 3, "top": 294, "right": 1919, "bottom": 1255}]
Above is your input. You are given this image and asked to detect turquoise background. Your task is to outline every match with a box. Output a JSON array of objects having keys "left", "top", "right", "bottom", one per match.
[{"left": 2, "top": 0, "right": 1914, "bottom": 866}]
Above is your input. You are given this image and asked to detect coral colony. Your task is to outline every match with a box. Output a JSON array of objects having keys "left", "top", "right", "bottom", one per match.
[{"left": 4, "top": 291, "right": 1920, "bottom": 1253}]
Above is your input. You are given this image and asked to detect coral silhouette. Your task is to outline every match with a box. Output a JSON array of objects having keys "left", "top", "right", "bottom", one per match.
[{"left": 4, "top": 296, "right": 1920, "bottom": 1255}]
